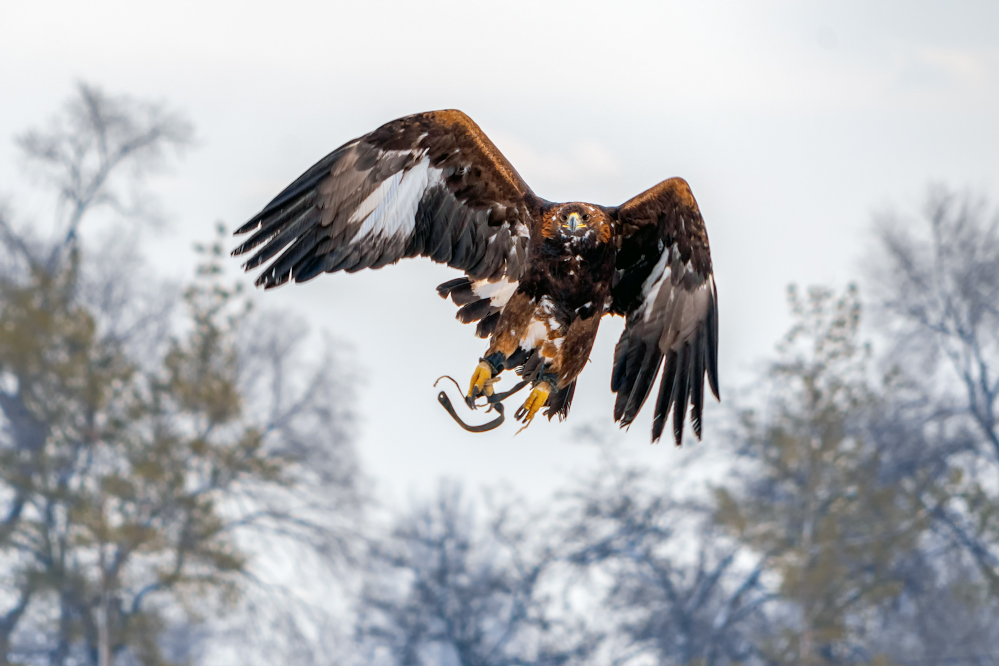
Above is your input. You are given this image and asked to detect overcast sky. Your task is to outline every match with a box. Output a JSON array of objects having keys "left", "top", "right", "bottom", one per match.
[{"left": 3, "top": 0, "right": 998, "bottom": 503}]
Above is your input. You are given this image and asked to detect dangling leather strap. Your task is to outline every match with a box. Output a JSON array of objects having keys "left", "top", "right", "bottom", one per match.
[{"left": 434, "top": 375, "right": 531, "bottom": 434}]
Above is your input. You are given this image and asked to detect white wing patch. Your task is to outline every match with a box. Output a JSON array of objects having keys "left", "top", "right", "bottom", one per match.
[
  {"left": 641, "top": 247, "right": 673, "bottom": 321},
  {"left": 349, "top": 155, "right": 442, "bottom": 244},
  {"left": 471, "top": 277, "right": 519, "bottom": 308},
  {"left": 657, "top": 275, "right": 714, "bottom": 351},
  {"left": 637, "top": 242, "right": 715, "bottom": 351}
]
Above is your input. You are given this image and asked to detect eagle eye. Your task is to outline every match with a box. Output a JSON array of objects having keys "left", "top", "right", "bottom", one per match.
[
  {"left": 559, "top": 213, "right": 567, "bottom": 222},
  {"left": 582, "top": 213, "right": 590, "bottom": 222}
]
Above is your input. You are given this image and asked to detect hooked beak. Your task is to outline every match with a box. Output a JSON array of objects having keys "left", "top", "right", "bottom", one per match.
[{"left": 567, "top": 212, "right": 582, "bottom": 232}]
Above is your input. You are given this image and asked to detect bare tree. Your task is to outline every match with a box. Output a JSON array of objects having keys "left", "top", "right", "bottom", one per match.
[
  {"left": 0, "top": 82, "right": 192, "bottom": 666},
  {"left": 869, "top": 186, "right": 999, "bottom": 590},
  {"left": 558, "top": 449, "right": 771, "bottom": 666},
  {"left": 0, "top": 85, "right": 361, "bottom": 666},
  {"left": 357, "top": 481, "right": 590, "bottom": 666},
  {"left": 13, "top": 82, "right": 193, "bottom": 273},
  {"left": 872, "top": 186, "right": 999, "bottom": 461},
  {"left": 864, "top": 543, "right": 999, "bottom": 665},
  {"left": 710, "top": 285, "right": 971, "bottom": 665}
]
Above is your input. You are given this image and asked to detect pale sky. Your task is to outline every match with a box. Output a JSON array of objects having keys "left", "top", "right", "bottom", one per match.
[{"left": 3, "top": 0, "right": 998, "bottom": 503}]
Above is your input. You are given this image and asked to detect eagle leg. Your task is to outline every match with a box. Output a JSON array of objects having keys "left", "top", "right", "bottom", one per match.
[
  {"left": 467, "top": 361, "right": 494, "bottom": 403},
  {"left": 514, "top": 381, "right": 552, "bottom": 431},
  {"left": 466, "top": 353, "right": 507, "bottom": 407}
]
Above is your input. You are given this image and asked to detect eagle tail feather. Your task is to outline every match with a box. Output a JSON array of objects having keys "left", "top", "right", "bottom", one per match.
[{"left": 545, "top": 381, "right": 576, "bottom": 422}]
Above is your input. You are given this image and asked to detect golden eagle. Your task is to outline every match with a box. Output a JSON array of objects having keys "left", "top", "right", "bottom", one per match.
[{"left": 233, "top": 111, "right": 718, "bottom": 444}]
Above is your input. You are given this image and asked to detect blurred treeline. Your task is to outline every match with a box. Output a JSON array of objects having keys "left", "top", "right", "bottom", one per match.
[{"left": 1, "top": 86, "right": 998, "bottom": 666}]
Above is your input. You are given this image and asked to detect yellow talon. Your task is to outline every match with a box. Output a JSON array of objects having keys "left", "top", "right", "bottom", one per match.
[
  {"left": 468, "top": 361, "right": 495, "bottom": 399},
  {"left": 518, "top": 381, "right": 552, "bottom": 427}
]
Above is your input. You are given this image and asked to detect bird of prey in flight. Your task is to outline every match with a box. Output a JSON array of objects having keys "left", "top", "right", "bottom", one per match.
[{"left": 233, "top": 110, "right": 718, "bottom": 444}]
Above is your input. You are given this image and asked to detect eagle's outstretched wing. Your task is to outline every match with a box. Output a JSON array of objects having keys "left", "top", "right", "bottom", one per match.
[
  {"left": 609, "top": 178, "right": 719, "bottom": 445},
  {"left": 233, "top": 110, "right": 540, "bottom": 334}
]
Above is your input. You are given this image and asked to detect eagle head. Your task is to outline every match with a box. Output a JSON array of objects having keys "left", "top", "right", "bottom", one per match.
[{"left": 551, "top": 203, "right": 610, "bottom": 248}]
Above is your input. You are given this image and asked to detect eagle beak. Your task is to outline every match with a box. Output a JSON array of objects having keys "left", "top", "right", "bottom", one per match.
[{"left": 567, "top": 212, "right": 582, "bottom": 232}]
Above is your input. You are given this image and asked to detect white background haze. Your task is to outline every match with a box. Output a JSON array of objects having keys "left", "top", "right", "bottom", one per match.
[{"left": 2, "top": 0, "right": 998, "bottom": 504}]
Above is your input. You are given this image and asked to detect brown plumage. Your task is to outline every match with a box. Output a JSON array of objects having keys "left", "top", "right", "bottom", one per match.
[{"left": 233, "top": 110, "right": 719, "bottom": 444}]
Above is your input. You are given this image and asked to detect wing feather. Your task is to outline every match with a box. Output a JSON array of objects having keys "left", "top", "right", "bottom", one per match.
[
  {"left": 609, "top": 177, "right": 719, "bottom": 445},
  {"left": 233, "top": 111, "right": 539, "bottom": 308}
]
